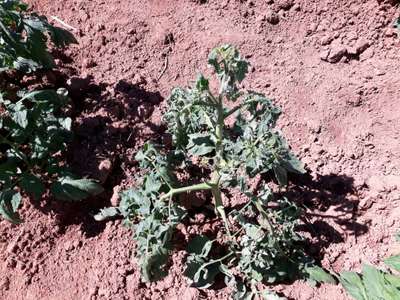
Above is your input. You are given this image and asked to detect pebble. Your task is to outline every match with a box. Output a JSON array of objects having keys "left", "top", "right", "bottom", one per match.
[
  {"left": 0, "top": 277, "right": 10, "bottom": 291},
  {"left": 266, "top": 10, "right": 279, "bottom": 25},
  {"left": 320, "top": 35, "right": 333, "bottom": 45},
  {"left": 110, "top": 185, "right": 121, "bottom": 207},
  {"left": 292, "top": 3, "right": 301, "bottom": 11},
  {"left": 307, "top": 22, "right": 318, "bottom": 35},
  {"left": 319, "top": 49, "right": 330, "bottom": 61},
  {"left": 98, "top": 159, "right": 113, "bottom": 184},
  {"left": 82, "top": 58, "right": 97, "bottom": 68},
  {"left": 277, "top": 0, "right": 294, "bottom": 10},
  {"left": 327, "top": 45, "right": 347, "bottom": 63},
  {"left": 6, "top": 241, "right": 18, "bottom": 254},
  {"left": 354, "top": 40, "right": 370, "bottom": 54},
  {"left": 359, "top": 196, "right": 375, "bottom": 210}
]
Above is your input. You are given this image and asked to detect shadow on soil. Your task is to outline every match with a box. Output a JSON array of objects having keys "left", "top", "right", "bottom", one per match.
[
  {"left": 31, "top": 76, "right": 165, "bottom": 237},
  {"left": 285, "top": 172, "right": 370, "bottom": 260}
]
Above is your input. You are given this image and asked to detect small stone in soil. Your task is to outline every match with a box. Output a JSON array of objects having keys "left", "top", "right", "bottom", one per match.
[
  {"left": 277, "top": 0, "right": 294, "bottom": 10},
  {"left": 327, "top": 45, "right": 347, "bottom": 63},
  {"left": 111, "top": 185, "right": 121, "bottom": 207},
  {"left": 319, "top": 49, "right": 330, "bottom": 61},
  {"left": 97, "top": 159, "right": 113, "bottom": 184},
  {"left": 266, "top": 10, "right": 279, "bottom": 25}
]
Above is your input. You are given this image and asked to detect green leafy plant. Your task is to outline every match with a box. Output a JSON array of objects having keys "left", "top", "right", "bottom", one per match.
[
  {"left": 307, "top": 249, "right": 400, "bottom": 300},
  {"left": 99, "top": 45, "right": 313, "bottom": 298},
  {"left": 0, "top": 88, "right": 103, "bottom": 223},
  {"left": 0, "top": 1, "right": 102, "bottom": 224},
  {"left": 337, "top": 255, "right": 400, "bottom": 300},
  {"left": 0, "top": 0, "right": 77, "bottom": 72}
]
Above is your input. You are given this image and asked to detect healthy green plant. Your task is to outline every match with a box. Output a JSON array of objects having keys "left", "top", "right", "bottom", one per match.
[
  {"left": 0, "top": 1, "right": 102, "bottom": 224},
  {"left": 0, "top": 0, "right": 77, "bottom": 72},
  {"left": 97, "top": 45, "right": 314, "bottom": 298},
  {"left": 338, "top": 257, "right": 400, "bottom": 300},
  {"left": 307, "top": 241, "right": 400, "bottom": 300},
  {"left": 0, "top": 88, "right": 104, "bottom": 223}
]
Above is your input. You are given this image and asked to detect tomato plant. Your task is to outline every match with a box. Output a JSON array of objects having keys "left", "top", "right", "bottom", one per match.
[
  {"left": 97, "top": 45, "right": 315, "bottom": 298},
  {"left": 0, "top": 0, "right": 77, "bottom": 72},
  {"left": 0, "top": 1, "right": 102, "bottom": 224}
]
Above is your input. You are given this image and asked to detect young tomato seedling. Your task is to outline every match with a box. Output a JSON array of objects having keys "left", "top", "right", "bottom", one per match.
[{"left": 99, "top": 45, "right": 313, "bottom": 298}]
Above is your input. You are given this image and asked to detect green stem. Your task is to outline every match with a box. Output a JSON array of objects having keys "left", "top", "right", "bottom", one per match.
[
  {"left": 210, "top": 95, "right": 233, "bottom": 239},
  {"left": 253, "top": 199, "right": 275, "bottom": 236},
  {"left": 212, "top": 186, "right": 232, "bottom": 238},
  {"left": 199, "top": 251, "right": 234, "bottom": 270},
  {"left": 160, "top": 182, "right": 213, "bottom": 201}
]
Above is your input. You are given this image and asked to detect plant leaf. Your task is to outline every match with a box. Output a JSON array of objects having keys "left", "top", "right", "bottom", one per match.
[
  {"left": 187, "top": 235, "right": 213, "bottom": 257},
  {"left": 273, "top": 165, "right": 288, "bottom": 186},
  {"left": 0, "top": 190, "right": 22, "bottom": 224},
  {"left": 385, "top": 255, "right": 400, "bottom": 272},
  {"left": 94, "top": 207, "right": 120, "bottom": 221},
  {"left": 339, "top": 271, "right": 368, "bottom": 300},
  {"left": 185, "top": 259, "right": 220, "bottom": 289},
  {"left": 306, "top": 266, "right": 336, "bottom": 284},
  {"left": 51, "top": 177, "right": 104, "bottom": 201},
  {"left": 187, "top": 133, "right": 215, "bottom": 156},
  {"left": 20, "top": 173, "right": 45, "bottom": 200}
]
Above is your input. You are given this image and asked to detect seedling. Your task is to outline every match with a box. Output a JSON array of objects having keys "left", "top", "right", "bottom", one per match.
[{"left": 99, "top": 45, "right": 312, "bottom": 298}]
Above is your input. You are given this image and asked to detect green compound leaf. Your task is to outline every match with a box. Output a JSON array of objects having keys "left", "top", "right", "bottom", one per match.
[
  {"left": 0, "top": 2, "right": 77, "bottom": 73},
  {"left": 0, "top": 190, "right": 22, "bottom": 224}
]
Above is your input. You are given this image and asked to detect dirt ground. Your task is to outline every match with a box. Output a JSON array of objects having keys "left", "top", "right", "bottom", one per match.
[{"left": 1, "top": 0, "right": 399, "bottom": 299}]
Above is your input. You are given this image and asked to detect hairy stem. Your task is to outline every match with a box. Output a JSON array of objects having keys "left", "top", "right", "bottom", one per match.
[
  {"left": 211, "top": 95, "right": 233, "bottom": 238},
  {"left": 160, "top": 182, "right": 213, "bottom": 201}
]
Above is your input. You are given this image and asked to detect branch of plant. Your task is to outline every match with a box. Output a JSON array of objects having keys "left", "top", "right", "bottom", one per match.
[{"left": 159, "top": 181, "right": 214, "bottom": 201}]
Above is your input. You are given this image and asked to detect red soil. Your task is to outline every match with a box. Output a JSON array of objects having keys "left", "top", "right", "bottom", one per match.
[{"left": 1, "top": 0, "right": 399, "bottom": 299}]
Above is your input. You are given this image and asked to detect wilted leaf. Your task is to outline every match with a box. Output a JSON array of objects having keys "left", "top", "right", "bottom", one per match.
[
  {"left": 187, "top": 133, "right": 215, "bottom": 156},
  {"left": 185, "top": 259, "right": 220, "bottom": 289},
  {"left": 273, "top": 165, "right": 288, "bottom": 186}
]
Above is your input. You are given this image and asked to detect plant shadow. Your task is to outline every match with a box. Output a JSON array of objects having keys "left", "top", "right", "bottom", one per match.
[
  {"left": 30, "top": 76, "right": 165, "bottom": 237},
  {"left": 284, "top": 172, "right": 370, "bottom": 260}
]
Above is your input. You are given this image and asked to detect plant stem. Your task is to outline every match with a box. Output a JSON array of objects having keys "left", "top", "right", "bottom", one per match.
[
  {"left": 211, "top": 95, "right": 233, "bottom": 239},
  {"left": 160, "top": 182, "right": 213, "bottom": 201},
  {"left": 211, "top": 186, "right": 232, "bottom": 238}
]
